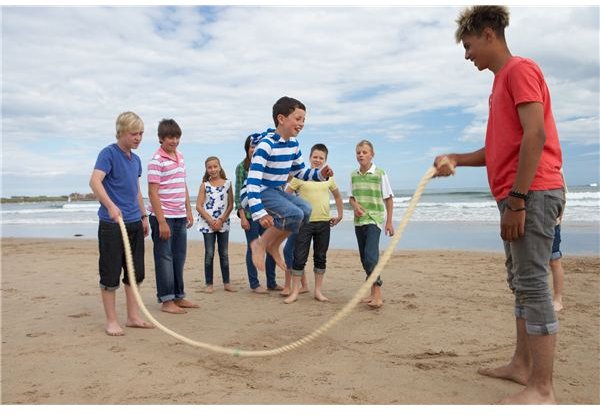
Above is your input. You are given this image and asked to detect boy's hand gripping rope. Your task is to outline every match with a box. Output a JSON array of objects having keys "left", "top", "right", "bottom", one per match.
[{"left": 119, "top": 160, "right": 451, "bottom": 357}]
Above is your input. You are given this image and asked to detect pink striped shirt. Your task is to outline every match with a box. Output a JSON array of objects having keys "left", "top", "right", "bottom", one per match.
[{"left": 147, "top": 147, "right": 188, "bottom": 218}]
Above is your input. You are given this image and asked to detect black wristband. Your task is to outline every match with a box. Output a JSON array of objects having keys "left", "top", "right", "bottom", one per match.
[
  {"left": 506, "top": 205, "right": 526, "bottom": 212},
  {"left": 509, "top": 190, "right": 529, "bottom": 201}
]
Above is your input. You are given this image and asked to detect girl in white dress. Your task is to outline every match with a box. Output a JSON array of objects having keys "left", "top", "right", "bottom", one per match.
[{"left": 196, "top": 156, "right": 236, "bottom": 293}]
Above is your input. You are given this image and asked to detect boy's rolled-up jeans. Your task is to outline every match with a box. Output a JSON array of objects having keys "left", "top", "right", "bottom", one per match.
[
  {"left": 260, "top": 187, "right": 311, "bottom": 233},
  {"left": 498, "top": 189, "right": 565, "bottom": 336}
]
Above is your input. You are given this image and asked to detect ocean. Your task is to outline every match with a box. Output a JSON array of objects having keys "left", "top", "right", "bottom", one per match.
[{"left": 1, "top": 186, "right": 598, "bottom": 255}]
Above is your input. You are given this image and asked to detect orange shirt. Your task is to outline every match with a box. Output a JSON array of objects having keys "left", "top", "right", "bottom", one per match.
[{"left": 485, "top": 56, "right": 563, "bottom": 201}]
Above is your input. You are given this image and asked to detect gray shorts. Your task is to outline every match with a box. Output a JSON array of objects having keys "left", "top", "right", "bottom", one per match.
[{"left": 498, "top": 189, "right": 565, "bottom": 335}]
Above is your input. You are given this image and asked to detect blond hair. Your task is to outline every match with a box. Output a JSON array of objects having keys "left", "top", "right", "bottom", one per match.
[
  {"left": 356, "top": 139, "right": 375, "bottom": 154},
  {"left": 115, "top": 111, "right": 144, "bottom": 139},
  {"left": 455, "top": 5, "right": 510, "bottom": 43}
]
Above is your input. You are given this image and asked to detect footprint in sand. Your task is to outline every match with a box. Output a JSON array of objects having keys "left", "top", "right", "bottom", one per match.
[
  {"left": 25, "top": 332, "right": 51, "bottom": 338},
  {"left": 68, "top": 312, "right": 91, "bottom": 318}
]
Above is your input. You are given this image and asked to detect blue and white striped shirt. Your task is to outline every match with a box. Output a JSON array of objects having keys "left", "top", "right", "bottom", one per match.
[{"left": 241, "top": 129, "right": 326, "bottom": 220}]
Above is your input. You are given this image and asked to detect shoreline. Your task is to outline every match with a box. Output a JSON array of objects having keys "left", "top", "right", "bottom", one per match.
[{"left": 1, "top": 237, "right": 599, "bottom": 404}]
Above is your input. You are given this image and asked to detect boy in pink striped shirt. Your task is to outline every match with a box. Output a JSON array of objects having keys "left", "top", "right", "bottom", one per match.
[{"left": 147, "top": 119, "right": 198, "bottom": 314}]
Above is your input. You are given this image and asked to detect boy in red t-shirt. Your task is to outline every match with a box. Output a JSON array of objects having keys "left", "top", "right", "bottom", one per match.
[{"left": 433, "top": 6, "right": 565, "bottom": 404}]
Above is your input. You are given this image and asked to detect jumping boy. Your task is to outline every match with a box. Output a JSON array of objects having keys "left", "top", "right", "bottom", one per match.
[
  {"left": 241, "top": 96, "right": 333, "bottom": 272},
  {"left": 434, "top": 6, "right": 565, "bottom": 404},
  {"left": 90, "top": 111, "right": 155, "bottom": 336}
]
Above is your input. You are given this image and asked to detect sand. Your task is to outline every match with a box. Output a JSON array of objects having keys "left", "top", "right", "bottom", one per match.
[{"left": 1, "top": 237, "right": 598, "bottom": 405}]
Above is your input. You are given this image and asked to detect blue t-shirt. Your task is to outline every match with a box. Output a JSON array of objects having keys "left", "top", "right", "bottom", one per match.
[{"left": 94, "top": 143, "right": 142, "bottom": 223}]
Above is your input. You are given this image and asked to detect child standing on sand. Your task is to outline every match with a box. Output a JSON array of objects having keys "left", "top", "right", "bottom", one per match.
[
  {"left": 349, "top": 140, "right": 394, "bottom": 309},
  {"left": 196, "top": 156, "right": 236, "bottom": 293},
  {"left": 89, "top": 111, "right": 154, "bottom": 336},
  {"left": 234, "top": 133, "right": 281, "bottom": 293},
  {"left": 284, "top": 143, "right": 344, "bottom": 304},
  {"left": 147, "top": 118, "right": 198, "bottom": 314}
]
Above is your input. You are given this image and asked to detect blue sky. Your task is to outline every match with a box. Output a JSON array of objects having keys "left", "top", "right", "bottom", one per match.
[{"left": 1, "top": 4, "right": 599, "bottom": 197}]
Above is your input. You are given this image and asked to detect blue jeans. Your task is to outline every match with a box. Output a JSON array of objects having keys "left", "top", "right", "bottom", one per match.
[
  {"left": 499, "top": 189, "right": 565, "bottom": 335},
  {"left": 355, "top": 223, "right": 383, "bottom": 286},
  {"left": 149, "top": 216, "right": 188, "bottom": 303},
  {"left": 283, "top": 232, "right": 298, "bottom": 270},
  {"left": 550, "top": 224, "right": 562, "bottom": 261},
  {"left": 261, "top": 187, "right": 311, "bottom": 233},
  {"left": 203, "top": 231, "right": 230, "bottom": 285},
  {"left": 244, "top": 216, "right": 278, "bottom": 289}
]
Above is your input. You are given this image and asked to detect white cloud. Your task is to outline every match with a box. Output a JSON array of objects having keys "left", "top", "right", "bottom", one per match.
[{"left": 1, "top": 5, "right": 598, "bottom": 195}]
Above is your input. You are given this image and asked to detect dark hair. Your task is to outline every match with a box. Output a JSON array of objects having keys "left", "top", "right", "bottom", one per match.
[
  {"left": 243, "top": 135, "right": 252, "bottom": 171},
  {"left": 310, "top": 143, "right": 328, "bottom": 157},
  {"left": 272, "top": 96, "right": 306, "bottom": 127},
  {"left": 157, "top": 119, "right": 182, "bottom": 142},
  {"left": 455, "top": 5, "right": 509, "bottom": 43}
]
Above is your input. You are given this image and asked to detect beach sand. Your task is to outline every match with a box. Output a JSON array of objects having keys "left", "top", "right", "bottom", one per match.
[{"left": 1, "top": 237, "right": 598, "bottom": 405}]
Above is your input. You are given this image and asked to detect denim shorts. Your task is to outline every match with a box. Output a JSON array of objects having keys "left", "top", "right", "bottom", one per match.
[
  {"left": 498, "top": 189, "right": 565, "bottom": 335},
  {"left": 98, "top": 220, "right": 145, "bottom": 290},
  {"left": 261, "top": 187, "right": 312, "bottom": 233},
  {"left": 550, "top": 224, "right": 562, "bottom": 261}
]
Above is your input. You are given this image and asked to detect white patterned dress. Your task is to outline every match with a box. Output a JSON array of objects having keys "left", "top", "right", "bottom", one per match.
[{"left": 197, "top": 180, "right": 232, "bottom": 233}]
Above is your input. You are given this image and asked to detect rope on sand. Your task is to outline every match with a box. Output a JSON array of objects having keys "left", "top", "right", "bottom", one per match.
[{"left": 120, "top": 162, "right": 446, "bottom": 357}]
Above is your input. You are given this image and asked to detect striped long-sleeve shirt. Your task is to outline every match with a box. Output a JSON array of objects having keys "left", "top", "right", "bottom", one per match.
[
  {"left": 146, "top": 147, "right": 188, "bottom": 218},
  {"left": 241, "top": 129, "right": 327, "bottom": 221}
]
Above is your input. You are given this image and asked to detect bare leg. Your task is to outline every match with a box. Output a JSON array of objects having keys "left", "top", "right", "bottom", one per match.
[
  {"left": 101, "top": 288, "right": 124, "bottom": 336},
  {"left": 250, "top": 237, "right": 267, "bottom": 271},
  {"left": 299, "top": 272, "right": 309, "bottom": 294},
  {"left": 280, "top": 269, "right": 292, "bottom": 296},
  {"left": 266, "top": 229, "right": 289, "bottom": 271},
  {"left": 478, "top": 317, "right": 532, "bottom": 385},
  {"left": 314, "top": 272, "right": 329, "bottom": 302},
  {"left": 367, "top": 284, "right": 383, "bottom": 308},
  {"left": 549, "top": 259, "right": 564, "bottom": 312},
  {"left": 162, "top": 300, "right": 187, "bottom": 314},
  {"left": 124, "top": 284, "right": 155, "bottom": 329},
  {"left": 284, "top": 275, "right": 302, "bottom": 304},
  {"left": 498, "top": 333, "right": 557, "bottom": 404}
]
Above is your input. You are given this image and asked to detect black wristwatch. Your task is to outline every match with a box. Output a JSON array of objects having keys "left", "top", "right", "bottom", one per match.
[{"left": 508, "top": 190, "right": 529, "bottom": 201}]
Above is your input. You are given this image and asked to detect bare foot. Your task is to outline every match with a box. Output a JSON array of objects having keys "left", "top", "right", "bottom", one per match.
[
  {"left": 361, "top": 296, "right": 373, "bottom": 303},
  {"left": 314, "top": 292, "right": 329, "bottom": 302},
  {"left": 299, "top": 287, "right": 310, "bottom": 294},
  {"left": 367, "top": 299, "right": 383, "bottom": 309},
  {"left": 283, "top": 292, "right": 299, "bottom": 304},
  {"left": 252, "top": 286, "right": 268, "bottom": 294},
  {"left": 553, "top": 299, "right": 564, "bottom": 312},
  {"left": 477, "top": 364, "right": 530, "bottom": 386},
  {"left": 202, "top": 285, "right": 214, "bottom": 294},
  {"left": 250, "top": 238, "right": 266, "bottom": 271},
  {"left": 266, "top": 244, "right": 287, "bottom": 271},
  {"left": 268, "top": 284, "right": 284, "bottom": 291},
  {"left": 175, "top": 299, "right": 199, "bottom": 308},
  {"left": 497, "top": 386, "right": 556, "bottom": 404},
  {"left": 125, "top": 319, "right": 155, "bottom": 329},
  {"left": 224, "top": 284, "right": 238, "bottom": 292},
  {"left": 161, "top": 300, "right": 187, "bottom": 314},
  {"left": 280, "top": 287, "right": 291, "bottom": 297},
  {"left": 105, "top": 322, "right": 124, "bottom": 337}
]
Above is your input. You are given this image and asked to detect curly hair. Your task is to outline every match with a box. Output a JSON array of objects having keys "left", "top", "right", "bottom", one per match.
[{"left": 455, "top": 5, "right": 510, "bottom": 43}]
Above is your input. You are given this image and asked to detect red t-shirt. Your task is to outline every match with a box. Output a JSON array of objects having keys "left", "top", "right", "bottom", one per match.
[{"left": 485, "top": 56, "right": 563, "bottom": 201}]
